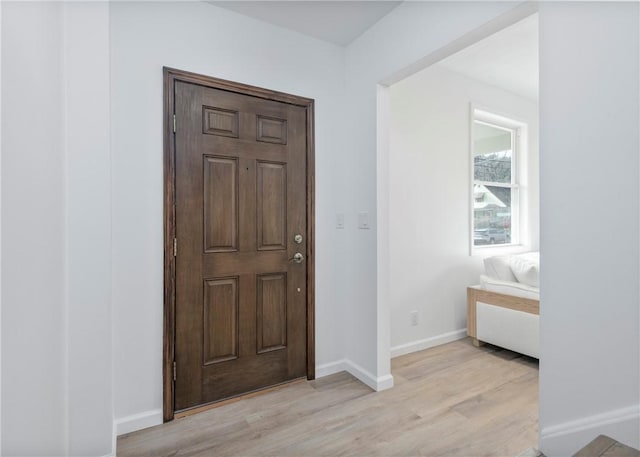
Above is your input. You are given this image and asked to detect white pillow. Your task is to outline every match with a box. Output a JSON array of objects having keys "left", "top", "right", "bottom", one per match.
[
  {"left": 483, "top": 255, "right": 518, "bottom": 282},
  {"left": 517, "top": 251, "right": 540, "bottom": 265},
  {"left": 509, "top": 255, "right": 539, "bottom": 287}
]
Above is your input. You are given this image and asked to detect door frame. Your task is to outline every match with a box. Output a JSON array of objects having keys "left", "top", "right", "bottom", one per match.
[{"left": 163, "top": 67, "right": 315, "bottom": 422}]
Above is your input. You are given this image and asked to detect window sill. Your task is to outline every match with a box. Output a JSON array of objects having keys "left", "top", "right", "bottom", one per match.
[{"left": 470, "top": 243, "right": 533, "bottom": 257}]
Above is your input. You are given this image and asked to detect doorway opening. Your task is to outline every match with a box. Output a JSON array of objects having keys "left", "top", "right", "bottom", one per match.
[{"left": 377, "top": 8, "right": 540, "bottom": 454}]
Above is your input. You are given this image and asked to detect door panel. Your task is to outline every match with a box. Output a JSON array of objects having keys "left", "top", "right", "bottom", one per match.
[
  {"left": 257, "top": 161, "right": 287, "bottom": 251},
  {"left": 256, "top": 273, "right": 287, "bottom": 354},
  {"left": 203, "top": 277, "right": 239, "bottom": 365},
  {"left": 257, "top": 116, "right": 288, "bottom": 144},
  {"left": 203, "top": 156, "right": 238, "bottom": 253},
  {"left": 203, "top": 106, "right": 239, "bottom": 138},
  {"left": 174, "top": 81, "right": 308, "bottom": 411}
]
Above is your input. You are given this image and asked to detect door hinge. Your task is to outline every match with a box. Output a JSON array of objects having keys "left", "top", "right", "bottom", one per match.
[
  {"left": 173, "top": 114, "right": 176, "bottom": 133},
  {"left": 173, "top": 238, "right": 177, "bottom": 257},
  {"left": 173, "top": 361, "right": 177, "bottom": 381}
]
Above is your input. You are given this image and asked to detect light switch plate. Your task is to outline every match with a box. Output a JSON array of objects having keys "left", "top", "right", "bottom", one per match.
[
  {"left": 358, "top": 212, "right": 370, "bottom": 229},
  {"left": 336, "top": 213, "right": 345, "bottom": 229}
]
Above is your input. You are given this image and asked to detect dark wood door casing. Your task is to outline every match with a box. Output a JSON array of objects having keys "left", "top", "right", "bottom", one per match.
[{"left": 163, "top": 67, "right": 315, "bottom": 422}]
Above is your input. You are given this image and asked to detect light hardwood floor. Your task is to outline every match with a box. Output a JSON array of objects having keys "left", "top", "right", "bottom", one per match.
[{"left": 118, "top": 339, "right": 538, "bottom": 456}]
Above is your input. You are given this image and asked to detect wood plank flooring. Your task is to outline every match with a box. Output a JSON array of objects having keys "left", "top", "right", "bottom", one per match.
[
  {"left": 117, "top": 338, "right": 538, "bottom": 456},
  {"left": 574, "top": 435, "right": 640, "bottom": 457}
]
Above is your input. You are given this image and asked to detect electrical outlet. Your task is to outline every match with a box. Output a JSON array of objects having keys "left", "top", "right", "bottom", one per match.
[
  {"left": 336, "top": 213, "right": 345, "bottom": 229},
  {"left": 410, "top": 311, "right": 419, "bottom": 326}
]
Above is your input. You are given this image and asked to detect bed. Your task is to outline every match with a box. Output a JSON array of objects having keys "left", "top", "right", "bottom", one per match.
[{"left": 467, "top": 252, "right": 540, "bottom": 358}]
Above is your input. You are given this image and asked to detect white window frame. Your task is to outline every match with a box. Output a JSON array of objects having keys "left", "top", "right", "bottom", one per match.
[{"left": 470, "top": 106, "right": 527, "bottom": 255}]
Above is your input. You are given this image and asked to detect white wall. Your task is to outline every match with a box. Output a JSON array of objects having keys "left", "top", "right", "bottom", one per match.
[
  {"left": 0, "top": 1, "right": 4, "bottom": 450},
  {"left": 389, "top": 65, "right": 538, "bottom": 355},
  {"left": 2, "top": 3, "right": 113, "bottom": 455},
  {"left": 110, "top": 1, "right": 347, "bottom": 428},
  {"left": 345, "top": 1, "right": 525, "bottom": 383},
  {"left": 64, "top": 3, "right": 113, "bottom": 455},
  {"left": 538, "top": 2, "right": 640, "bottom": 455},
  {"left": 1, "top": 3, "right": 68, "bottom": 454}
]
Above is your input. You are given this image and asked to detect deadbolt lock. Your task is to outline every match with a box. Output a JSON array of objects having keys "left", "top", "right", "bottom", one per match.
[{"left": 294, "top": 234, "right": 303, "bottom": 244}]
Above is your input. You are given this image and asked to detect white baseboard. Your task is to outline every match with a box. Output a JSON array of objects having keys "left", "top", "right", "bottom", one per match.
[
  {"left": 344, "top": 359, "right": 394, "bottom": 391},
  {"left": 317, "top": 359, "right": 394, "bottom": 391},
  {"left": 115, "top": 409, "right": 163, "bottom": 436},
  {"left": 540, "top": 404, "right": 640, "bottom": 456},
  {"left": 316, "top": 359, "right": 348, "bottom": 378},
  {"left": 390, "top": 329, "right": 467, "bottom": 358},
  {"left": 110, "top": 420, "right": 117, "bottom": 457},
  {"left": 372, "top": 373, "right": 394, "bottom": 391}
]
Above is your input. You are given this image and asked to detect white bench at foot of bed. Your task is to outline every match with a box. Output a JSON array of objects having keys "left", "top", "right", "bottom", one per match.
[{"left": 467, "top": 285, "right": 540, "bottom": 359}]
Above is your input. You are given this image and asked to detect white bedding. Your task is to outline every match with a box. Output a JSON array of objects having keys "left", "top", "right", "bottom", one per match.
[
  {"left": 480, "top": 274, "right": 540, "bottom": 301},
  {"left": 473, "top": 252, "right": 540, "bottom": 359},
  {"left": 483, "top": 255, "right": 518, "bottom": 282},
  {"left": 509, "top": 253, "right": 539, "bottom": 287}
]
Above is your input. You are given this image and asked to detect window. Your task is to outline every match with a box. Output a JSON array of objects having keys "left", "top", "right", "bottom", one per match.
[{"left": 472, "top": 109, "right": 524, "bottom": 248}]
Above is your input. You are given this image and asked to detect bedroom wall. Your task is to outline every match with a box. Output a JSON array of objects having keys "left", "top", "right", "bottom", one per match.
[
  {"left": 110, "top": 1, "right": 348, "bottom": 433},
  {"left": 538, "top": 2, "right": 640, "bottom": 455},
  {"left": 388, "top": 65, "right": 539, "bottom": 356}
]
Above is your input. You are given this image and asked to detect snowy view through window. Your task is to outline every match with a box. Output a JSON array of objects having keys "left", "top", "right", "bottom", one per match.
[{"left": 473, "top": 120, "right": 515, "bottom": 246}]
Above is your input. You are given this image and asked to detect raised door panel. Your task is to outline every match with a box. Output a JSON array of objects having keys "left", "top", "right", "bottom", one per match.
[
  {"left": 257, "top": 115, "right": 287, "bottom": 144},
  {"left": 203, "top": 277, "right": 239, "bottom": 365},
  {"left": 256, "top": 161, "right": 286, "bottom": 251},
  {"left": 204, "top": 156, "right": 238, "bottom": 252},
  {"left": 256, "top": 273, "right": 287, "bottom": 354},
  {"left": 203, "top": 106, "right": 239, "bottom": 138}
]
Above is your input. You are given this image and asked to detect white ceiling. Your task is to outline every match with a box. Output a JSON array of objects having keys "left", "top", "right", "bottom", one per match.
[
  {"left": 207, "top": 1, "right": 402, "bottom": 46},
  {"left": 438, "top": 14, "right": 538, "bottom": 101}
]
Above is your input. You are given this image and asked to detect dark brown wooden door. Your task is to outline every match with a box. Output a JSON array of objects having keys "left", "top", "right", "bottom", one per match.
[{"left": 174, "top": 81, "right": 308, "bottom": 411}]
